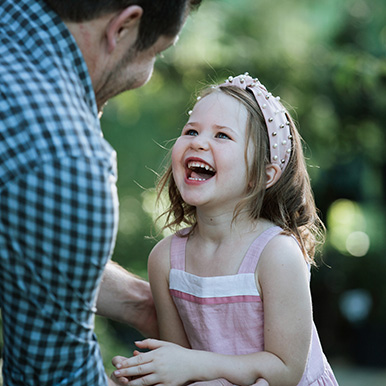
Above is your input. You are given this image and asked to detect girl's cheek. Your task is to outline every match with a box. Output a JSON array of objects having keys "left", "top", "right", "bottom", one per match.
[{"left": 171, "top": 139, "right": 182, "bottom": 161}]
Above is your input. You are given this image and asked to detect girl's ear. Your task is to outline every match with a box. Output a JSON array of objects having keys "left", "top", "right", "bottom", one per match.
[
  {"left": 265, "top": 164, "right": 282, "bottom": 188},
  {"left": 106, "top": 5, "right": 143, "bottom": 54}
]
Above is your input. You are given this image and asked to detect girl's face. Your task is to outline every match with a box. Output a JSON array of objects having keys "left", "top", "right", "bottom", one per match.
[{"left": 172, "top": 92, "right": 253, "bottom": 213}]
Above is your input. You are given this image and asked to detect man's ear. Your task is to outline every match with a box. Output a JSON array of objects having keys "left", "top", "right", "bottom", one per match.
[
  {"left": 266, "top": 163, "right": 282, "bottom": 189},
  {"left": 106, "top": 5, "right": 143, "bottom": 54}
]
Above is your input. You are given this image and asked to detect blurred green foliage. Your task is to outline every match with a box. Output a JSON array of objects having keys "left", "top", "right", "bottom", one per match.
[{"left": 1, "top": 0, "right": 385, "bottom": 381}]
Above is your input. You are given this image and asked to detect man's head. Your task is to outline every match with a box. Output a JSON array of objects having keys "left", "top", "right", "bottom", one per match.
[
  {"left": 43, "top": 1, "right": 202, "bottom": 109},
  {"left": 43, "top": 0, "right": 202, "bottom": 51}
]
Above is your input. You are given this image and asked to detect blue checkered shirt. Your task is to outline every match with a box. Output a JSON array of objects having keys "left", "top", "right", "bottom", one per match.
[{"left": 0, "top": 0, "right": 119, "bottom": 385}]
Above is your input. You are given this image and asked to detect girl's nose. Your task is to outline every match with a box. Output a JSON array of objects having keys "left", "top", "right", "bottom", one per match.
[{"left": 191, "top": 135, "right": 209, "bottom": 151}]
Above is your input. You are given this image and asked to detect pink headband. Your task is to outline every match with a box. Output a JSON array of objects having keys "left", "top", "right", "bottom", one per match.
[{"left": 219, "top": 73, "right": 292, "bottom": 171}]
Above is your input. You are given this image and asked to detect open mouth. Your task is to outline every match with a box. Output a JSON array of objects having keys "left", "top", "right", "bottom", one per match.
[{"left": 186, "top": 160, "right": 216, "bottom": 181}]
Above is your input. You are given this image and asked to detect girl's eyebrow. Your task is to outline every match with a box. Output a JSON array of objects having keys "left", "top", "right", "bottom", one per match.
[
  {"left": 214, "top": 124, "right": 235, "bottom": 132},
  {"left": 181, "top": 122, "right": 197, "bottom": 132},
  {"left": 185, "top": 121, "right": 199, "bottom": 127},
  {"left": 213, "top": 124, "right": 240, "bottom": 137},
  {"left": 186, "top": 122, "right": 238, "bottom": 135}
]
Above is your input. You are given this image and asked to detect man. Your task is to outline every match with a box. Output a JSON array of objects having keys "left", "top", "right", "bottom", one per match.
[{"left": 0, "top": 0, "right": 201, "bottom": 385}]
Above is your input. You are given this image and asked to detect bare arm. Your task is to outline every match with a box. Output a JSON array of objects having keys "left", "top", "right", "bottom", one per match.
[
  {"left": 147, "top": 236, "right": 191, "bottom": 346},
  {"left": 96, "top": 260, "right": 159, "bottom": 338},
  {"left": 253, "top": 234, "right": 312, "bottom": 385}
]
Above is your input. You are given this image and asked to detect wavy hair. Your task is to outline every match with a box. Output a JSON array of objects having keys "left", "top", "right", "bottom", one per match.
[{"left": 156, "top": 85, "right": 325, "bottom": 263}]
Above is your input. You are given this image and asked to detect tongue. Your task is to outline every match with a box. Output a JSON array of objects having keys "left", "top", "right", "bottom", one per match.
[{"left": 190, "top": 170, "right": 212, "bottom": 180}]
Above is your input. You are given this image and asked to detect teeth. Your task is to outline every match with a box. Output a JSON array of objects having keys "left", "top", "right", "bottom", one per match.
[
  {"left": 187, "top": 161, "right": 215, "bottom": 172},
  {"left": 188, "top": 177, "right": 206, "bottom": 181}
]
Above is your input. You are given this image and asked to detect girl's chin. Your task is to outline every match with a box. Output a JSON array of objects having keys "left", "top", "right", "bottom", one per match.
[{"left": 180, "top": 193, "right": 208, "bottom": 207}]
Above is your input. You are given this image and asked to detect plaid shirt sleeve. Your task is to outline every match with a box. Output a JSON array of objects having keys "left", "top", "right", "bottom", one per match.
[{"left": 0, "top": 155, "right": 118, "bottom": 385}]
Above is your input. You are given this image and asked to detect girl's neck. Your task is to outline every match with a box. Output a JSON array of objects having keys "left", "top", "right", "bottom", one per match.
[
  {"left": 193, "top": 209, "right": 272, "bottom": 244},
  {"left": 185, "top": 213, "right": 275, "bottom": 277}
]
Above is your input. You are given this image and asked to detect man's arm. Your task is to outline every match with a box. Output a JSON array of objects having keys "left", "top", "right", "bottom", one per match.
[{"left": 96, "top": 260, "right": 159, "bottom": 338}]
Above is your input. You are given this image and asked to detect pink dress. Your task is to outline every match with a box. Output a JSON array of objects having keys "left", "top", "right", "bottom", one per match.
[{"left": 169, "top": 226, "right": 339, "bottom": 386}]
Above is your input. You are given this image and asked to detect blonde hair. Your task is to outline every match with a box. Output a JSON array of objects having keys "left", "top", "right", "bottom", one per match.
[{"left": 156, "top": 85, "right": 325, "bottom": 264}]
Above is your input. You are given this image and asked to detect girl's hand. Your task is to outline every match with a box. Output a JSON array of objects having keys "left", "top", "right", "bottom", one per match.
[
  {"left": 189, "top": 379, "right": 269, "bottom": 386},
  {"left": 111, "top": 350, "right": 143, "bottom": 385},
  {"left": 110, "top": 364, "right": 130, "bottom": 385},
  {"left": 112, "top": 340, "right": 271, "bottom": 386},
  {"left": 112, "top": 339, "right": 195, "bottom": 386}
]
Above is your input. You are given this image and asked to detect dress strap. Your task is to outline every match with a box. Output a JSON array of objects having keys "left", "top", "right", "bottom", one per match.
[
  {"left": 238, "top": 226, "right": 283, "bottom": 274},
  {"left": 170, "top": 230, "right": 189, "bottom": 271}
]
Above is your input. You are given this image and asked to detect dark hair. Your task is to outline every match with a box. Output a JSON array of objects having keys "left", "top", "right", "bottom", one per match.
[
  {"left": 156, "top": 85, "right": 325, "bottom": 264},
  {"left": 42, "top": 0, "right": 202, "bottom": 50}
]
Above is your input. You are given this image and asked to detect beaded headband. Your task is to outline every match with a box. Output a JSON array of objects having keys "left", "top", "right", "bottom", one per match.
[{"left": 219, "top": 73, "right": 292, "bottom": 171}]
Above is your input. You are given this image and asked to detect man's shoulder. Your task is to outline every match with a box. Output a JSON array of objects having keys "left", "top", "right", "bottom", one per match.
[
  {"left": 0, "top": 56, "right": 111, "bottom": 189},
  {"left": 0, "top": 0, "right": 90, "bottom": 110}
]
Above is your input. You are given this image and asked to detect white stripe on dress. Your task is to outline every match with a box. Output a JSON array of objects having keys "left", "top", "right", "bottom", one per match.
[{"left": 169, "top": 269, "right": 260, "bottom": 298}]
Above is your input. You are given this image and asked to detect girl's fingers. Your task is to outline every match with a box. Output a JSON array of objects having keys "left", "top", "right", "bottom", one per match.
[
  {"left": 253, "top": 379, "right": 269, "bottom": 386},
  {"left": 114, "top": 361, "right": 153, "bottom": 378},
  {"left": 112, "top": 355, "right": 129, "bottom": 368},
  {"left": 110, "top": 372, "right": 130, "bottom": 385},
  {"left": 127, "top": 373, "right": 159, "bottom": 386},
  {"left": 117, "top": 377, "right": 130, "bottom": 385},
  {"left": 117, "top": 350, "right": 153, "bottom": 371},
  {"left": 134, "top": 338, "right": 164, "bottom": 350}
]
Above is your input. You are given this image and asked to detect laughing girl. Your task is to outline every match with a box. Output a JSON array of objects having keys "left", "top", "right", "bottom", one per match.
[{"left": 112, "top": 73, "right": 339, "bottom": 386}]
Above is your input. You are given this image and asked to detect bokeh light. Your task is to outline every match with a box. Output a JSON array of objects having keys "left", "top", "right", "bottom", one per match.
[{"left": 326, "top": 199, "right": 370, "bottom": 256}]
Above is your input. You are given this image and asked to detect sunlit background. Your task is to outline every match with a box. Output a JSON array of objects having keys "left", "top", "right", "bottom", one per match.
[{"left": 1, "top": 0, "right": 385, "bottom": 384}]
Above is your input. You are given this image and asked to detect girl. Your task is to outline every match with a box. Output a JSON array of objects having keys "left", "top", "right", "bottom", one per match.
[{"left": 112, "top": 73, "right": 339, "bottom": 386}]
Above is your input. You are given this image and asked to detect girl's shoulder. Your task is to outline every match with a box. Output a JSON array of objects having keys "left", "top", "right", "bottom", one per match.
[
  {"left": 149, "top": 234, "right": 173, "bottom": 264},
  {"left": 257, "top": 231, "right": 311, "bottom": 302},
  {"left": 148, "top": 235, "right": 174, "bottom": 284},
  {"left": 264, "top": 231, "right": 302, "bottom": 255},
  {"left": 258, "top": 231, "right": 309, "bottom": 280},
  {"left": 148, "top": 230, "right": 188, "bottom": 272}
]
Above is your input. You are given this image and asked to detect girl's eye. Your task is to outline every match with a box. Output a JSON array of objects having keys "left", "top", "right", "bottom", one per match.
[
  {"left": 216, "top": 132, "right": 231, "bottom": 140},
  {"left": 185, "top": 129, "right": 198, "bottom": 136}
]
